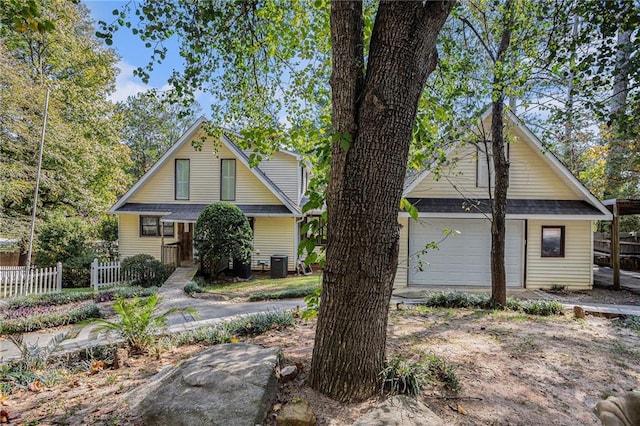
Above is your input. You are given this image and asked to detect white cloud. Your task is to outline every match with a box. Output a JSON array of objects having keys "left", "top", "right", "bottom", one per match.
[{"left": 109, "top": 61, "right": 150, "bottom": 103}]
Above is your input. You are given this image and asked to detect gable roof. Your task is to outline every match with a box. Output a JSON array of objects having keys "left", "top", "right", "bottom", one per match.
[
  {"left": 403, "top": 108, "right": 611, "bottom": 218},
  {"left": 108, "top": 117, "right": 301, "bottom": 215}
]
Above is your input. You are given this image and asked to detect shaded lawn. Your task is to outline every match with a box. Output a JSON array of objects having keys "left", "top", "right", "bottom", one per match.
[{"left": 200, "top": 272, "right": 321, "bottom": 298}]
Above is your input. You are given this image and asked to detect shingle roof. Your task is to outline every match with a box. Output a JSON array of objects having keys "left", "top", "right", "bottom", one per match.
[
  {"left": 114, "top": 203, "right": 293, "bottom": 222},
  {"left": 406, "top": 198, "right": 606, "bottom": 215}
]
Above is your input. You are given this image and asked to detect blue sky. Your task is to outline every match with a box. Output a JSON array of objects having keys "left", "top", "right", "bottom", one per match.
[{"left": 85, "top": 1, "right": 212, "bottom": 109}]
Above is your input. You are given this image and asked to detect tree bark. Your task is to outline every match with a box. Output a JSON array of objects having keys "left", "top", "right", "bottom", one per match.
[
  {"left": 309, "top": 0, "right": 453, "bottom": 402},
  {"left": 490, "top": 0, "right": 514, "bottom": 307}
]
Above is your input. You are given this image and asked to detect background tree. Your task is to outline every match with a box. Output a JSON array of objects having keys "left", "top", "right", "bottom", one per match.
[
  {"left": 101, "top": 0, "right": 453, "bottom": 400},
  {"left": 116, "top": 90, "right": 202, "bottom": 182},
  {"left": 544, "top": 0, "right": 640, "bottom": 200},
  {"left": 0, "top": 0, "right": 130, "bottom": 243},
  {"left": 194, "top": 202, "right": 253, "bottom": 276}
]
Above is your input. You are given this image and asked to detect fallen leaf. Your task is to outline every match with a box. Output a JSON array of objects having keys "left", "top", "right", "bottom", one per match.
[
  {"left": 28, "top": 381, "right": 41, "bottom": 393},
  {"left": 457, "top": 404, "right": 467, "bottom": 415},
  {"left": 230, "top": 336, "right": 239, "bottom": 343},
  {"left": 90, "top": 360, "right": 106, "bottom": 375}
]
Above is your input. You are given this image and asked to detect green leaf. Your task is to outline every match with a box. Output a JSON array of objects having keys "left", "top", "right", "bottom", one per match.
[{"left": 400, "top": 198, "right": 418, "bottom": 221}]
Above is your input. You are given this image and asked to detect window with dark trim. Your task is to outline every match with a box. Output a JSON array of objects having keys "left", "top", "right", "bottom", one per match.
[
  {"left": 221, "top": 159, "right": 236, "bottom": 201},
  {"left": 541, "top": 226, "right": 565, "bottom": 257},
  {"left": 175, "top": 159, "right": 190, "bottom": 200},
  {"left": 140, "top": 216, "right": 174, "bottom": 237}
]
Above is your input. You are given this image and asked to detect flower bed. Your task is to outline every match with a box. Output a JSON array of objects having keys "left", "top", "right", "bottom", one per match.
[
  {"left": 7, "top": 286, "right": 158, "bottom": 309},
  {"left": 0, "top": 302, "right": 101, "bottom": 334}
]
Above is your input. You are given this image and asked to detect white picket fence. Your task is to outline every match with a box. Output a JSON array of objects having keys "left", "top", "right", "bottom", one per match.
[
  {"left": 0, "top": 263, "right": 62, "bottom": 298},
  {"left": 90, "top": 258, "right": 131, "bottom": 291}
]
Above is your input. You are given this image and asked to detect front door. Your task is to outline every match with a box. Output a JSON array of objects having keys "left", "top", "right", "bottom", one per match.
[{"left": 178, "top": 223, "right": 193, "bottom": 261}]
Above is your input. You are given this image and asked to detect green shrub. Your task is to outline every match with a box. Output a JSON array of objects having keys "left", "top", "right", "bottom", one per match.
[
  {"left": 380, "top": 356, "right": 426, "bottom": 396},
  {"left": 172, "top": 311, "right": 296, "bottom": 346},
  {"left": 418, "top": 292, "right": 564, "bottom": 317},
  {"left": 424, "top": 353, "right": 461, "bottom": 393},
  {"left": 0, "top": 303, "right": 101, "bottom": 334},
  {"left": 184, "top": 281, "right": 203, "bottom": 295},
  {"left": 194, "top": 203, "right": 253, "bottom": 275},
  {"left": 62, "top": 251, "right": 97, "bottom": 288},
  {"left": 301, "top": 286, "right": 322, "bottom": 320},
  {"left": 520, "top": 300, "right": 563, "bottom": 316},
  {"left": 380, "top": 354, "right": 461, "bottom": 397},
  {"left": 34, "top": 215, "right": 101, "bottom": 288},
  {"left": 248, "top": 285, "right": 318, "bottom": 302},
  {"left": 121, "top": 254, "right": 168, "bottom": 287},
  {"left": 95, "top": 294, "right": 194, "bottom": 354}
]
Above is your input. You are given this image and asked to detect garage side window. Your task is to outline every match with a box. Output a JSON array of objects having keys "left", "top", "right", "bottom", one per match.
[{"left": 541, "top": 226, "right": 565, "bottom": 257}]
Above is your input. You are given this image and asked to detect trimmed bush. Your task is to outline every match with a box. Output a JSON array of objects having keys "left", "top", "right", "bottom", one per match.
[
  {"left": 194, "top": 203, "right": 253, "bottom": 276},
  {"left": 121, "top": 254, "right": 168, "bottom": 287},
  {"left": 183, "top": 281, "right": 203, "bottom": 295}
]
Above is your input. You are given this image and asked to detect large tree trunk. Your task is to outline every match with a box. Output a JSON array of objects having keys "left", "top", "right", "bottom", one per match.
[
  {"left": 490, "top": 0, "right": 513, "bottom": 307},
  {"left": 490, "top": 97, "right": 509, "bottom": 306},
  {"left": 309, "top": 1, "right": 453, "bottom": 402}
]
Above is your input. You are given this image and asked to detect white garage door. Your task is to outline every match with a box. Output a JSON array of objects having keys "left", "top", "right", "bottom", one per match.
[{"left": 408, "top": 218, "right": 523, "bottom": 287}]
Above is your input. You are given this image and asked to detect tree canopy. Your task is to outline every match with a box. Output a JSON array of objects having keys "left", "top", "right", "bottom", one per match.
[
  {"left": 0, "top": 0, "right": 130, "bottom": 239},
  {"left": 115, "top": 90, "right": 202, "bottom": 182}
]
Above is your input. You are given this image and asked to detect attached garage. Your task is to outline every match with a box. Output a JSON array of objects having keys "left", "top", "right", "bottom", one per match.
[{"left": 408, "top": 218, "right": 524, "bottom": 287}]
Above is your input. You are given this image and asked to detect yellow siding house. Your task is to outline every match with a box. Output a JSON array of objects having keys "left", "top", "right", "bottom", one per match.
[
  {"left": 109, "top": 118, "right": 307, "bottom": 272},
  {"left": 395, "top": 109, "right": 611, "bottom": 290}
]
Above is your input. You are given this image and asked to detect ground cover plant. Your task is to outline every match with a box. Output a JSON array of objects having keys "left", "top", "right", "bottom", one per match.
[
  {"left": 7, "top": 286, "right": 158, "bottom": 309},
  {"left": 0, "top": 287, "right": 159, "bottom": 335},
  {"left": 417, "top": 291, "right": 563, "bottom": 316},
  {"left": 3, "top": 302, "right": 640, "bottom": 425},
  {"left": 0, "top": 302, "right": 101, "bottom": 334}
]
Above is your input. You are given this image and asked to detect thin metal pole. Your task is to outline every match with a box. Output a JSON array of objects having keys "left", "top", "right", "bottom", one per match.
[{"left": 26, "top": 87, "right": 50, "bottom": 270}]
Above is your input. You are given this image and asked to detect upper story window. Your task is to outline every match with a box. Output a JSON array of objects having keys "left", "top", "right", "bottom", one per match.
[
  {"left": 175, "top": 159, "right": 190, "bottom": 200},
  {"left": 140, "top": 216, "right": 174, "bottom": 237},
  {"left": 221, "top": 159, "right": 236, "bottom": 201},
  {"left": 476, "top": 142, "right": 509, "bottom": 188},
  {"left": 541, "top": 226, "right": 565, "bottom": 257}
]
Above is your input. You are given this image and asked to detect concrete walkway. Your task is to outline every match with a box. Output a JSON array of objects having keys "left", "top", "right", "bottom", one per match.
[
  {"left": 3, "top": 266, "right": 640, "bottom": 363},
  {"left": 593, "top": 265, "right": 640, "bottom": 293},
  {"left": 0, "top": 267, "right": 302, "bottom": 362}
]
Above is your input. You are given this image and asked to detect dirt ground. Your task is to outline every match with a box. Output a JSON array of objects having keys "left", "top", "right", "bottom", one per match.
[{"left": 3, "top": 288, "right": 640, "bottom": 425}]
